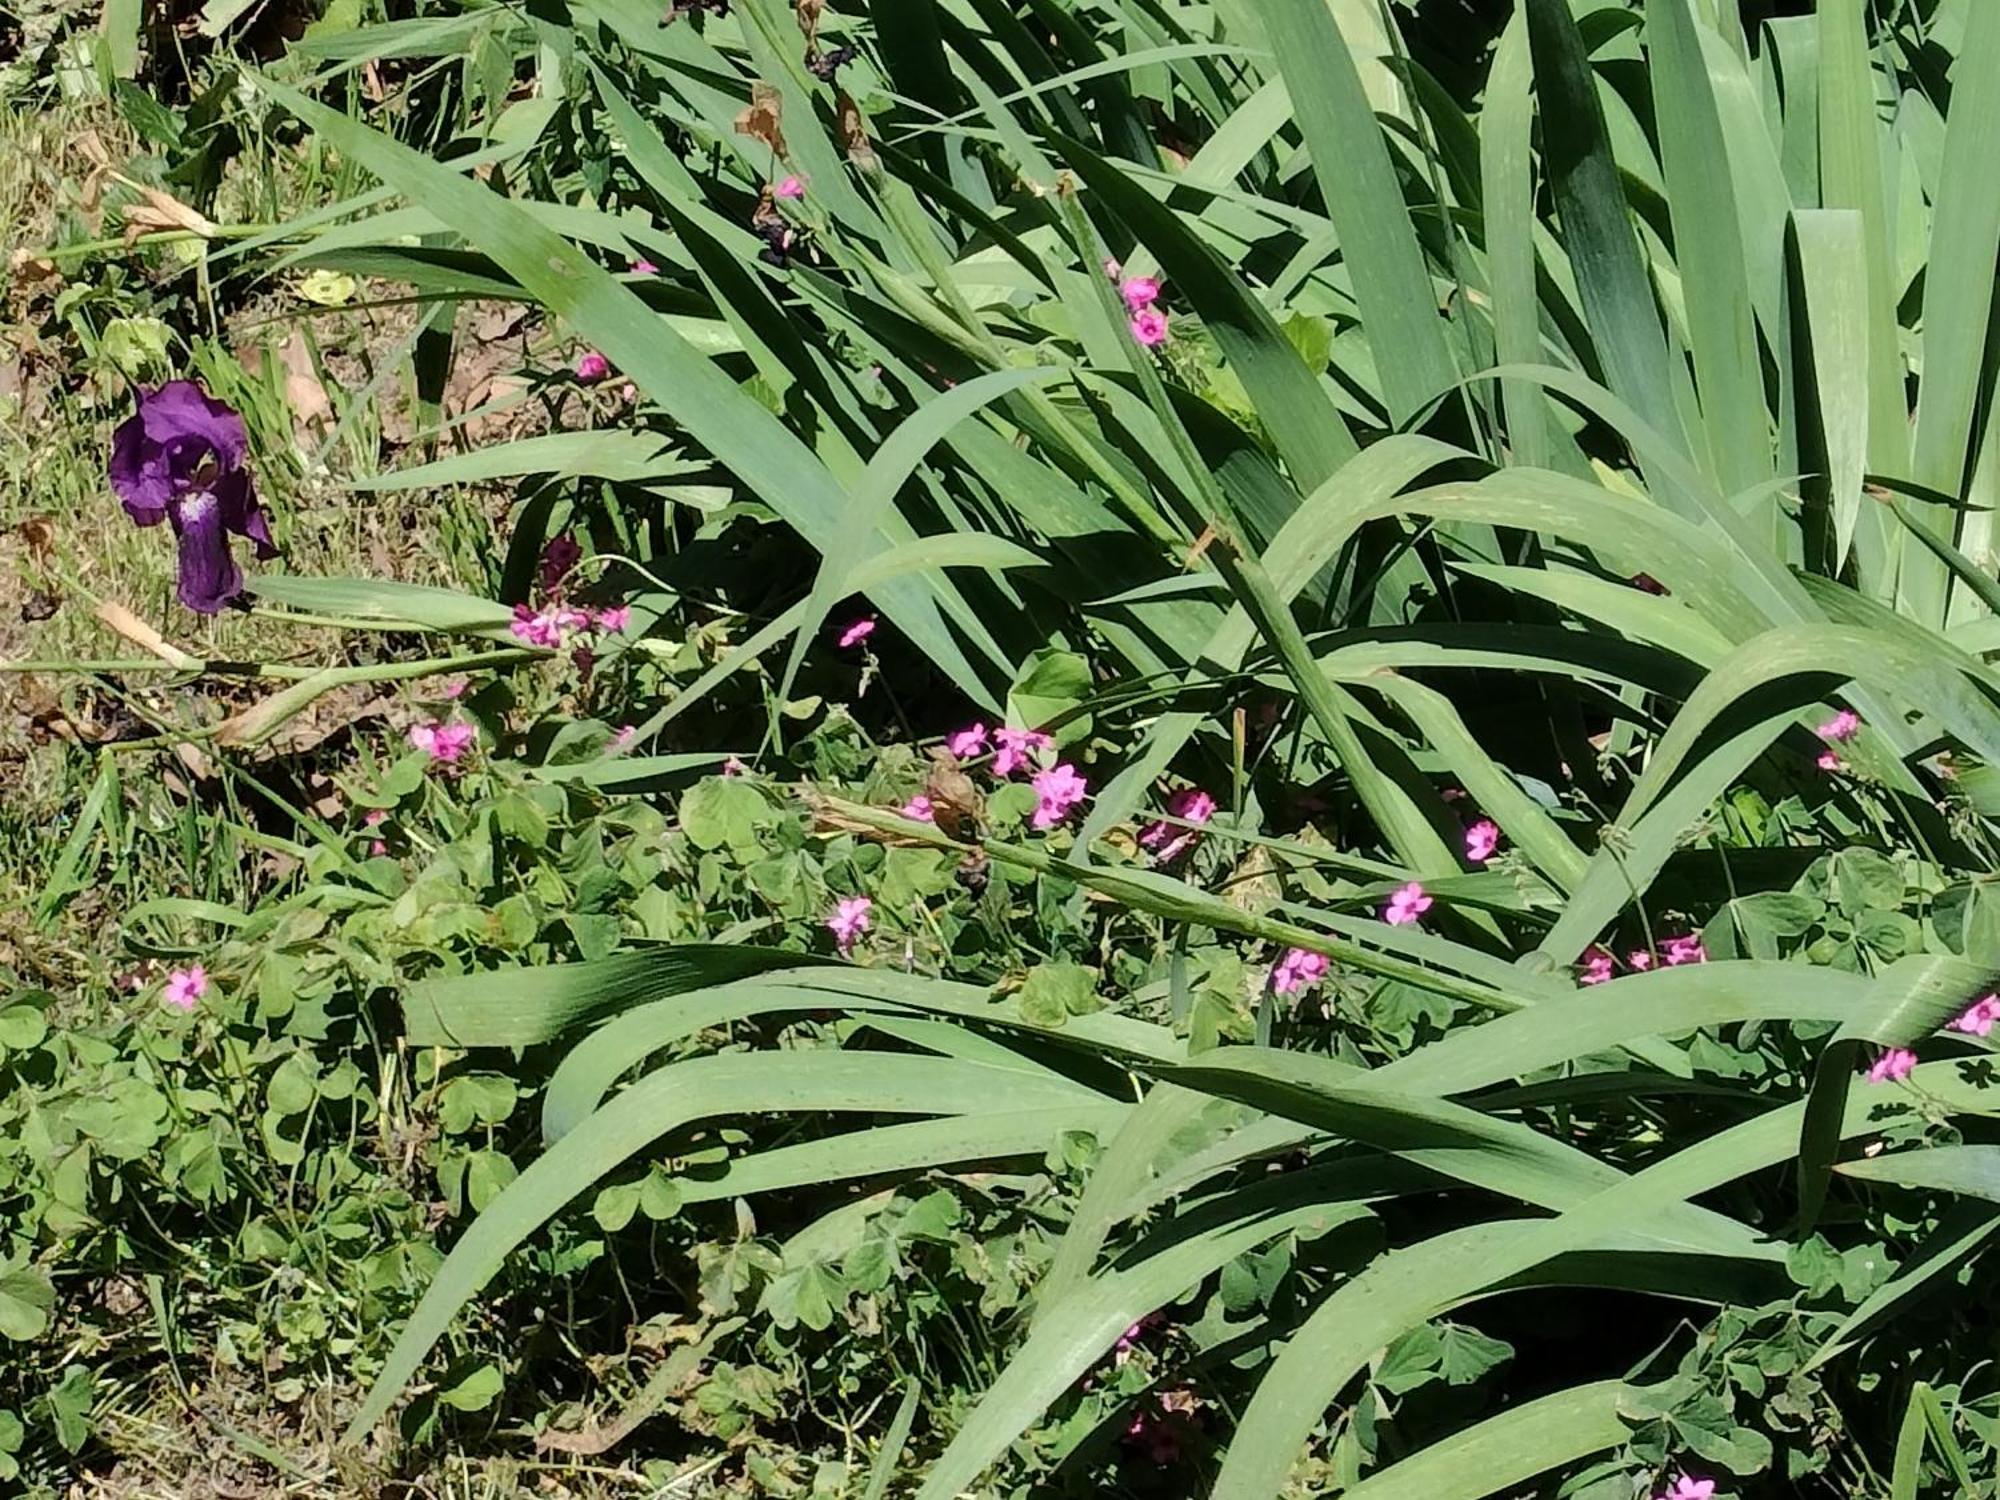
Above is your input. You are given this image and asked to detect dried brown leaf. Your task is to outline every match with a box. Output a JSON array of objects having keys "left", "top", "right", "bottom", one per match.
[
  {"left": 795, "top": 0, "right": 822, "bottom": 44},
  {"left": 95, "top": 600, "right": 200, "bottom": 669},
  {"left": 734, "top": 83, "right": 788, "bottom": 159},
  {"left": 835, "top": 90, "right": 876, "bottom": 168}
]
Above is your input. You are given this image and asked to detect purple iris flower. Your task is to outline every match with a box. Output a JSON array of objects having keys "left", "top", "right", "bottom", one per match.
[{"left": 110, "top": 380, "right": 276, "bottom": 614}]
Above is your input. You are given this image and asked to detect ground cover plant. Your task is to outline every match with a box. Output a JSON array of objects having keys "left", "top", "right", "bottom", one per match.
[{"left": 14, "top": 0, "right": 2000, "bottom": 1494}]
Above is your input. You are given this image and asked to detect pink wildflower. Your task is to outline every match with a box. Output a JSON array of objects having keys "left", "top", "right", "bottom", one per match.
[
  {"left": 1271, "top": 947, "right": 1329, "bottom": 996},
  {"left": 1579, "top": 946, "right": 1616, "bottom": 986},
  {"left": 408, "top": 720, "right": 475, "bottom": 765},
  {"left": 363, "top": 808, "right": 387, "bottom": 828},
  {"left": 510, "top": 604, "right": 562, "bottom": 649},
  {"left": 1660, "top": 1477, "right": 1715, "bottom": 1500},
  {"left": 992, "top": 726, "right": 1053, "bottom": 777},
  {"left": 1382, "top": 881, "right": 1432, "bottom": 927},
  {"left": 631, "top": 257, "right": 659, "bottom": 274},
  {"left": 1628, "top": 949, "right": 1655, "bottom": 971},
  {"left": 1112, "top": 1314, "right": 1158, "bottom": 1364},
  {"left": 591, "top": 604, "right": 631, "bottom": 634},
  {"left": 1866, "top": 1047, "right": 1918, "bottom": 1085},
  {"left": 1818, "top": 709, "right": 1861, "bottom": 743},
  {"left": 575, "top": 351, "right": 610, "bottom": 382},
  {"left": 1129, "top": 308, "right": 1170, "bottom": 347},
  {"left": 722, "top": 755, "right": 748, "bottom": 777},
  {"left": 1662, "top": 933, "right": 1707, "bottom": 966},
  {"left": 1102, "top": 257, "right": 1122, "bottom": 280},
  {"left": 774, "top": 175, "right": 806, "bottom": 199},
  {"left": 1139, "top": 787, "right": 1217, "bottom": 860},
  {"left": 540, "top": 533, "right": 582, "bottom": 588},
  {"left": 899, "top": 794, "right": 935, "bottom": 822},
  {"left": 439, "top": 676, "right": 468, "bottom": 699},
  {"left": 1464, "top": 819, "right": 1500, "bottom": 864},
  {"left": 837, "top": 616, "right": 877, "bottom": 648},
  {"left": 1031, "top": 763, "right": 1089, "bottom": 829},
  {"left": 1817, "top": 750, "right": 1845, "bottom": 772},
  {"left": 611, "top": 725, "right": 637, "bottom": 751},
  {"left": 1951, "top": 995, "right": 2000, "bottom": 1036},
  {"left": 162, "top": 965, "right": 207, "bottom": 1012},
  {"left": 370, "top": 839, "right": 388, "bottom": 857},
  {"left": 1119, "top": 275, "right": 1161, "bottom": 312},
  {"left": 827, "top": 895, "right": 872, "bottom": 956},
  {"left": 946, "top": 723, "right": 988, "bottom": 759}
]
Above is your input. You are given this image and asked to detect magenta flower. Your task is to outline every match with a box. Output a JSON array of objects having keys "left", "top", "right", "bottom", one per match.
[
  {"left": 1662, "top": 933, "right": 1707, "bottom": 966},
  {"left": 1951, "top": 995, "right": 2000, "bottom": 1036},
  {"left": 631, "top": 257, "right": 659, "bottom": 274},
  {"left": 946, "top": 723, "right": 989, "bottom": 759},
  {"left": 837, "top": 615, "right": 877, "bottom": 648},
  {"left": 1818, "top": 709, "right": 1861, "bottom": 743},
  {"left": 774, "top": 174, "right": 806, "bottom": 199},
  {"left": 162, "top": 965, "right": 208, "bottom": 1012},
  {"left": 440, "top": 676, "right": 468, "bottom": 699},
  {"left": 540, "top": 533, "right": 582, "bottom": 589},
  {"left": 1579, "top": 946, "right": 1616, "bottom": 986},
  {"left": 1130, "top": 308, "right": 1170, "bottom": 347},
  {"left": 1140, "top": 787, "right": 1217, "bottom": 860},
  {"left": 1628, "top": 949, "right": 1655, "bottom": 972},
  {"left": 827, "top": 895, "right": 872, "bottom": 956},
  {"left": 1032, "top": 763, "right": 1089, "bottom": 829},
  {"left": 409, "top": 720, "right": 475, "bottom": 765},
  {"left": 1464, "top": 819, "right": 1500, "bottom": 864},
  {"left": 110, "top": 379, "right": 277, "bottom": 614},
  {"left": 1659, "top": 1476, "right": 1715, "bottom": 1500},
  {"left": 1382, "top": 881, "right": 1432, "bottom": 927},
  {"left": 1119, "top": 275, "right": 1161, "bottom": 312},
  {"left": 575, "top": 351, "right": 611, "bottom": 382},
  {"left": 992, "top": 726, "right": 1053, "bottom": 777},
  {"left": 611, "top": 724, "right": 637, "bottom": 751},
  {"left": 1271, "top": 947, "right": 1329, "bottom": 996},
  {"left": 510, "top": 603, "right": 588, "bottom": 649},
  {"left": 590, "top": 604, "right": 631, "bottom": 634},
  {"left": 722, "top": 755, "right": 748, "bottom": 777},
  {"left": 899, "top": 794, "right": 935, "bottom": 822},
  {"left": 1865, "top": 1047, "right": 1918, "bottom": 1085}
]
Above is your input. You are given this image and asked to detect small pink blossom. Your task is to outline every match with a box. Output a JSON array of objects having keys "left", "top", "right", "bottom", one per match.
[
  {"left": 620, "top": 382, "right": 637, "bottom": 403},
  {"left": 1951, "top": 995, "right": 2000, "bottom": 1036},
  {"left": 1031, "top": 763, "right": 1089, "bottom": 829},
  {"left": 1817, "top": 750, "right": 1844, "bottom": 772},
  {"left": 409, "top": 720, "right": 476, "bottom": 765},
  {"left": 540, "top": 533, "right": 582, "bottom": 588},
  {"left": 612, "top": 724, "right": 637, "bottom": 751},
  {"left": 1865, "top": 1047, "right": 1918, "bottom": 1085},
  {"left": 369, "top": 839, "right": 389, "bottom": 857},
  {"left": 1140, "top": 787, "right": 1217, "bottom": 860},
  {"left": 992, "top": 726, "right": 1053, "bottom": 777},
  {"left": 1129, "top": 308, "right": 1170, "bottom": 347},
  {"left": 631, "top": 257, "right": 659, "bottom": 274},
  {"left": 439, "top": 676, "right": 468, "bottom": 699},
  {"left": 363, "top": 808, "right": 388, "bottom": 828},
  {"left": 1464, "top": 819, "right": 1500, "bottom": 864},
  {"left": 1382, "top": 881, "right": 1432, "bottom": 927},
  {"left": 1101, "top": 257, "right": 1122, "bottom": 279},
  {"left": 1271, "top": 947, "right": 1329, "bottom": 996},
  {"left": 1818, "top": 709, "right": 1861, "bottom": 743},
  {"left": 1662, "top": 933, "right": 1707, "bottom": 966},
  {"left": 827, "top": 895, "right": 872, "bottom": 956},
  {"left": 162, "top": 965, "right": 207, "bottom": 1012},
  {"left": 591, "top": 604, "right": 631, "bottom": 634},
  {"left": 946, "top": 723, "right": 989, "bottom": 759},
  {"left": 510, "top": 603, "right": 563, "bottom": 649},
  {"left": 722, "top": 755, "right": 748, "bottom": 777},
  {"left": 1628, "top": 949, "right": 1655, "bottom": 971},
  {"left": 1119, "top": 275, "right": 1161, "bottom": 312},
  {"left": 1579, "top": 946, "right": 1616, "bottom": 986},
  {"left": 837, "top": 616, "right": 877, "bottom": 648},
  {"left": 899, "top": 794, "right": 935, "bottom": 822},
  {"left": 575, "top": 350, "right": 611, "bottom": 382},
  {"left": 774, "top": 175, "right": 806, "bottom": 199},
  {"left": 1659, "top": 1477, "right": 1715, "bottom": 1500}
]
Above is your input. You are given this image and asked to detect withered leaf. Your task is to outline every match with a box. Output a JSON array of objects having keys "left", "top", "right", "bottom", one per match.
[
  {"left": 925, "top": 748, "right": 984, "bottom": 841},
  {"left": 734, "top": 82, "right": 788, "bottom": 159},
  {"left": 835, "top": 90, "right": 876, "bottom": 168},
  {"left": 795, "top": 0, "right": 822, "bottom": 45}
]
